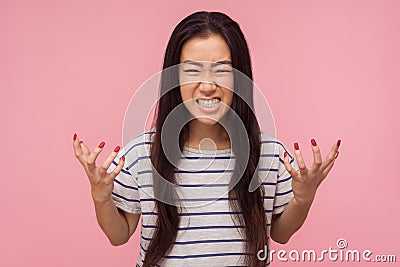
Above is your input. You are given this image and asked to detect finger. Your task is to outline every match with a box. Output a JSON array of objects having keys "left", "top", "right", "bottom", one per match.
[
  {"left": 99, "top": 145, "right": 122, "bottom": 177},
  {"left": 324, "top": 156, "right": 336, "bottom": 175},
  {"left": 87, "top": 141, "right": 106, "bottom": 172},
  {"left": 321, "top": 140, "right": 340, "bottom": 170},
  {"left": 73, "top": 133, "right": 81, "bottom": 156},
  {"left": 310, "top": 138, "right": 323, "bottom": 171},
  {"left": 73, "top": 133, "right": 87, "bottom": 166},
  {"left": 283, "top": 151, "right": 297, "bottom": 179},
  {"left": 107, "top": 155, "right": 126, "bottom": 182},
  {"left": 79, "top": 140, "right": 91, "bottom": 157},
  {"left": 293, "top": 142, "right": 307, "bottom": 177},
  {"left": 318, "top": 155, "right": 336, "bottom": 187}
]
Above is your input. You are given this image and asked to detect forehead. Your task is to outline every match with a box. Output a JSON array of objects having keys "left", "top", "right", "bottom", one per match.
[{"left": 180, "top": 35, "right": 231, "bottom": 63}]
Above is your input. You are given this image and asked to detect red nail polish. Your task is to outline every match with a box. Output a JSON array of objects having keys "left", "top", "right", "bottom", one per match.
[
  {"left": 294, "top": 142, "right": 299, "bottom": 150},
  {"left": 73, "top": 133, "right": 77, "bottom": 141},
  {"left": 121, "top": 155, "right": 125, "bottom": 161},
  {"left": 335, "top": 151, "right": 339, "bottom": 159},
  {"left": 79, "top": 141, "right": 83, "bottom": 144},
  {"left": 311, "top": 139, "right": 317, "bottom": 146},
  {"left": 284, "top": 152, "right": 287, "bottom": 158},
  {"left": 98, "top": 141, "right": 105, "bottom": 148},
  {"left": 337, "top": 140, "right": 341, "bottom": 147},
  {"left": 114, "top": 146, "right": 121, "bottom": 152}
]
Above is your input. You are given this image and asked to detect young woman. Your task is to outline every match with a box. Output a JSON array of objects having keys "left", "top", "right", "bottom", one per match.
[{"left": 73, "top": 11, "right": 340, "bottom": 267}]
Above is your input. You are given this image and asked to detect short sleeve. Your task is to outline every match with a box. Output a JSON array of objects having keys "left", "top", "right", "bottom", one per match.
[
  {"left": 272, "top": 143, "right": 298, "bottom": 215},
  {"left": 107, "top": 144, "right": 142, "bottom": 214}
]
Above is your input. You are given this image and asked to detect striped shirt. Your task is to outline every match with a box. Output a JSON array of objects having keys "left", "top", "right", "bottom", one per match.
[{"left": 108, "top": 128, "right": 297, "bottom": 267}]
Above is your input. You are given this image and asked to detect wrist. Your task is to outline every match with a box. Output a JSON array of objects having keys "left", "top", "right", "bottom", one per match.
[
  {"left": 92, "top": 194, "right": 113, "bottom": 205},
  {"left": 292, "top": 195, "right": 314, "bottom": 210}
]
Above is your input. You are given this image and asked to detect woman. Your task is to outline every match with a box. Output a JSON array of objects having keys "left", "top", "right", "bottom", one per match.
[{"left": 73, "top": 11, "right": 340, "bottom": 267}]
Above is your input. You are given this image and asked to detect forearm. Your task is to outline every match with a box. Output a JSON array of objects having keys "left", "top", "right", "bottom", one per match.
[
  {"left": 270, "top": 197, "right": 312, "bottom": 244},
  {"left": 93, "top": 197, "right": 130, "bottom": 246}
]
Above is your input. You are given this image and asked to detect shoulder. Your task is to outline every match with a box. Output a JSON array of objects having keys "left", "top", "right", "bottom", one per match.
[
  {"left": 122, "top": 127, "right": 156, "bottom": 159},
  {"left": 259, "top": 131, "right": 295, "bottom": 162},
  {"left": 260, "top": 131, "right": 285, "bottom": 155}
]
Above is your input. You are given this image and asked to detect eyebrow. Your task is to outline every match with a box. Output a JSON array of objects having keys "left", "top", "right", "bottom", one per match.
[{"left": 182, "top": 60, "right": 232, "bottom": 67}]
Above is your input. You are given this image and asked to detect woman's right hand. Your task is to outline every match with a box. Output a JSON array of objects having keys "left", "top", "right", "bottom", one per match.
[{"left": 72, "top": 133, "right": 125, "bottom": 203}]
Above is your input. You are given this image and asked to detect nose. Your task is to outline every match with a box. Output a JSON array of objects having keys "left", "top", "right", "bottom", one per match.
[{"left": 198, "top": 80, "right": 217, "bottom": 95}]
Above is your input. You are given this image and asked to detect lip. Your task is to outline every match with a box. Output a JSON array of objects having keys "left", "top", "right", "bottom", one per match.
[
  {"left": 195, "top": 98, "right": 221, "bottom": 114},
  {"left": 197, "top": 97, "right": 221, "bottom": 100}
]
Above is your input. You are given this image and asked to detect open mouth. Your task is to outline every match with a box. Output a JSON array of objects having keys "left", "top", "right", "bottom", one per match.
[{"left": 195, "top": 98, "right": 221, "bottom": 108}]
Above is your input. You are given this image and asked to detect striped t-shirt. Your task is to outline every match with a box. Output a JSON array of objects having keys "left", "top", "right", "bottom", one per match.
[{"left": 108, "top": 128, "right": 297, "bottom": 267}]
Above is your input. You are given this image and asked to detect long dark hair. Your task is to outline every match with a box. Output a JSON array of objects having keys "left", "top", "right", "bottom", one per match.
[{"left": 144, "top": 11, "right": 268, "bottom": 267}]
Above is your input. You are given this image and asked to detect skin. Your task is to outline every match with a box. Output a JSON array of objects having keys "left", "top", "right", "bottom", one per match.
[
  {"left": 72, "top": 34, "right": 341, "bottom": 247},
  {"left": 179, "top": 34, "right": 234, "bottom": 150}
]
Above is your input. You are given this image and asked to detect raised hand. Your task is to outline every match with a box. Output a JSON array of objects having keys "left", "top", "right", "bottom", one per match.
[
  {"left": 283, "top": 139, "right": 341, "bottom": 206},
  {"left": 72, "top": 133, "right": 125, "bottom": 203}
]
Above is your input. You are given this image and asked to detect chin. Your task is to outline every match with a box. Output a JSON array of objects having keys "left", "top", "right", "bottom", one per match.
[{"left": 193, "top": 117, "right": 220, "bottom": 126}]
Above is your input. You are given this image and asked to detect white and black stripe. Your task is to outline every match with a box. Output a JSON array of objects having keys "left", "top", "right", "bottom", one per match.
[{"left": 108, "top": 127, "right": 297, "bottom": 266}]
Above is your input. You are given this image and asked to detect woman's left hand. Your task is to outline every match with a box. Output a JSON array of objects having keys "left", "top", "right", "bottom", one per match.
[{"left": 283, "top": 139, "right": 341, "bottom": 206}]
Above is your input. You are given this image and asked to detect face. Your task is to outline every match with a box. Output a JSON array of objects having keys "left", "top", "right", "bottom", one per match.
[{"left": 179, "top": 34, "right": 234, "bottom": 126}]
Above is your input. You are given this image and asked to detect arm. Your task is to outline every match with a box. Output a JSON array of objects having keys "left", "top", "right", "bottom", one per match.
[
  {"left": 270, "top": 198, "right": 312, "bottom": 244},
  {"left": 94, "top": 198, "right": 141, "bottom": 246},
  {"left": 73, "top": 134, "right": 142, "bottom": 246}
]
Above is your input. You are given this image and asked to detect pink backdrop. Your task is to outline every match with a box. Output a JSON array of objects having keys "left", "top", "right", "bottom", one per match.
[{"left": 2, "top": 0, "right": 399, "bottom": 266}]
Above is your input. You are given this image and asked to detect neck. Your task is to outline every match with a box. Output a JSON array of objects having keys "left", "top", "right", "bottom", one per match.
[{"left": 186, "top": 121, "right": 230, "bottom": 150}]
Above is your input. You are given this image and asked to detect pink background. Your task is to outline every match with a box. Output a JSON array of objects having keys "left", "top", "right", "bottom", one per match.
[{"left": 2, "top": 0, "right": 399, "bottom": 266}]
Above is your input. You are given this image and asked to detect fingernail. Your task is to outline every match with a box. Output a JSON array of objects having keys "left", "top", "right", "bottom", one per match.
[
  {"left": 294, "top": 142, "right": 299, "bottom": 150},
  {"left": 335, "top": 151, "right": 339, "bottom": 159},
  {"left": 337, "top": 139, "right": 341, "bottom": 147},
  {"left": 98, "top": 141, "right": 105, "bottom": 148},
  {"left": 121, "top": 155, "right": 125, "bottom": 161},
  {"left": 79, "top": 141, "right": 83, "bottom": 144},
  {"left": 284, "top": 152, "right": 287, "bottom": 158},
  {"left": 73, "top": 133, "right": 77, "bottom": 141},
  {"left": 311, "top": 139, "right": 317, "bottom": 146},
  {"left": 114, "top": 146, "right": 121, "bottom": 152}
]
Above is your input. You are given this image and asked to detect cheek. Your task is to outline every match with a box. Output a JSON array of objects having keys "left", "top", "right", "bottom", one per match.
[
  {"left": 180, "top": 84, "right": 196, "bottom": 101},
  {"left": 216, "top": 76, "right": 234, "bottom": 92},
  {"left": 224, "top": 89, "right": 234, "bottom": 106}
]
